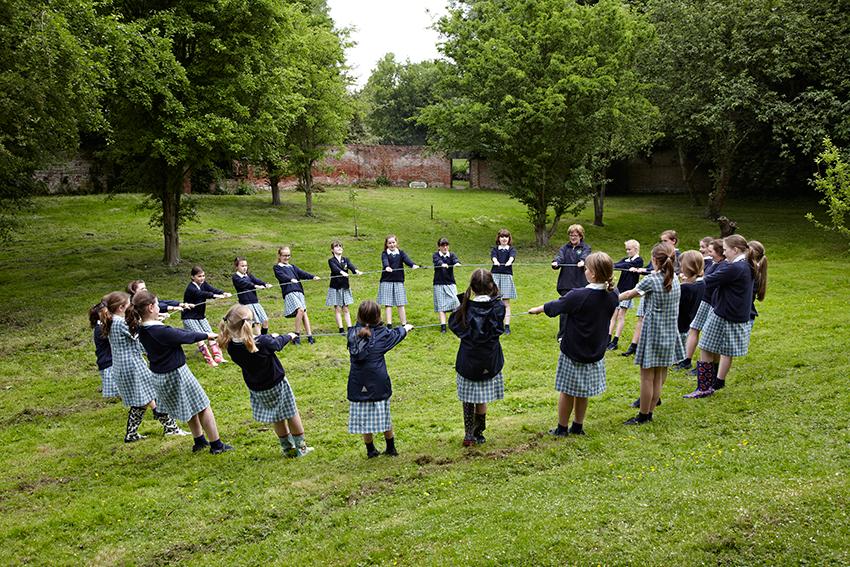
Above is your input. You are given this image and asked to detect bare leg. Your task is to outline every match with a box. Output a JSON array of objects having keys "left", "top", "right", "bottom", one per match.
[
  {"left": 686, "top": 328, "right": 700, "bottom": 359},
  {"left": 342, "top": 306, "right": 352, "bottom": 328},
  {"left": 573, "top": 397, "right": 589, "bottom": 424},
  {"left": 302, "top": 311, "right": 312, "bottom": 336},
  {"left": 286, "top": 413, "right": 305, "bottom": 437},
  {"left": 650, "top": 368, "right": 667, "bottom": 412},
  {"left": 639, "top": 367, "right": 657, "bottom": 414},
  {"left": 557, "top": 393, "right": 575, "bottom": 425},
  {"left": 439, "top": 311, "right": 447, "bottom": 324},
  {"left": 197, "top": 405, "right": 220, "bottom": 441},
  {"left": 272, "top": 420, "right": 291, "bottom": 438},
  {"left": 503, "top": 299, "right": 511, "bottom": 324},
  {"left": 631, "top": 317, "right": 644, "bottom": 344},
  {"left": 363, "top": 433, "right": 373, "bottom": 443},
  {"left": 475, "top": 403, "right": 487, "bottom": 415},
  {"left": 253, "top": 322, "right": 261, "bottom": 334},
  {"left": 188, "top": 414, "right": 203, "bottom": 438},
  {"left": 384, "top": 306, "right": 392, "bottom": 326},
  {"left": 334, "top": 306, "right": 343, "bottom": 329},
  {"left": 718, "top": 355, "right": 734, "bottom": 381},
  {"left": 608, "top": 311, "right": 617, "bottom": 336},
  {"left": 294, "top": 309, "right": 304, "bottom": 334},
  {"left": 397, "top": 305, "right": 407, "bottom": 326},
  {"left": 615, "top": 310, "right": 627, "bottom": 338},
  {"left": 383, "top": 427, "right": 394, "bottom": 440},
  {"left": 261, "top": 320, "right": 269, "bottom": 332}
]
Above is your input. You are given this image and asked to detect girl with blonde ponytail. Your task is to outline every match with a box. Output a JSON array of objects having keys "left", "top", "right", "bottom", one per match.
[{"left": 220, "top": 305, "right": 313, "bottom": 457}]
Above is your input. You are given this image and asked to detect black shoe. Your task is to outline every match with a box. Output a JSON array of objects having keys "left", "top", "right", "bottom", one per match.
[
  {"left": 210, "top": 443, "right": 234, "bottom": 455},
  {"left": 548, "top": 428, "right": 569, "bottom": 438},
  {"left": 632, "top": 397, "right": 661, "bottom": 408},
  {"left": 192, "top": 442, "right": 210, "bottom": 453},
  {"left": 367, "top": 448, "right": 381, "bottom": 459},
  {"left": 685, "top": 367, "right": 698, "bottom": 376},
  {"left": 382, "top": 447, "right": 399, "bottom": 456},
  {"left": 713, "top": 378, "right": 725, "bottom": 390},
  {"left": 621, "top": 344, "right": 636, "bottom": 356},
  {"left": 606, "top": 341, "right": 618, "bottom": 351}
]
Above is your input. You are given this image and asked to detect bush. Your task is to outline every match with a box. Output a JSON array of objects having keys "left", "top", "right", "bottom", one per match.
[
  {"left": 375, "top": 175, "right": 392, "bottom": 186},
  {"left": 235, "top": 182, "right": 257, "bottom": 196}
]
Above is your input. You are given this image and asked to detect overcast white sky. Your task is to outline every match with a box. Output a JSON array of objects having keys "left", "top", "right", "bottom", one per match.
[{"left": 325, "top": 0, "right": 449, "bottom": 89}]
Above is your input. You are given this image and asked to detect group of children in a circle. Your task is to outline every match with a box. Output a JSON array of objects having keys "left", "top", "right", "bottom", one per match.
[{"left": 88, "top": 226, "right": 767, "bottom": 459}]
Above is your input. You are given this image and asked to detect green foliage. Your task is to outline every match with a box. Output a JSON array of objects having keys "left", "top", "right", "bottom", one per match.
[
  {"left": 807, "top": 138, "right": 850, "bottom": 246},
  {"left": 422, "top": 0, "right": 656, "bottom": 246},
  {"left": 374, "top": 175, "right": 392, "bottom": 187}
]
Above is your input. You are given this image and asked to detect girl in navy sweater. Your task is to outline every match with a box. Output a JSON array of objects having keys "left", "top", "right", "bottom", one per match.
[
  {"left": 232, "top": 256, "right": 273, "bottom": 335},
  {"left": 128, "top": 291, "right": 232, "bottom": 454},
  {"left": 377, "top": 235, "right": 418, "bottom": 328},
  {"left": 530, "top": 252, "right": 619, "bottom": 436},
  {"left": 683, "top": 238, "right": 726, "bottom": 376},
  {"left": 219, "top": 304, "right": 313, "bottom": 457},
  {"left": 182, "top": 266, "right": 232, "bottom": 367},
  {"left": 491, "top": 229, "right": 517, "bottom": 334},
  {"left": 327, "top": 241, "right": 363, "bottom": 334},
  {"left": 685, "top": 235, "right": 758, "bottom": 398},
  {"left": 347, "top": 300, "right": 412, "bottom": 458},
  {"left": 449, "top": 269, "right": 505, "bottom": 446},
  {"left": 607, "top": 239, "right": 643, "bottom": 351},
  {"left": 433, "top": 237, "right": 462, "bottom": 333},
  {"left": 89, "top": 295, "right": 118, "bottom": 398},
  {"left": 126, "top": 280, "right": 192, "bottom": 316},
  {"left": 671, "top": 250, "right": 706, "bottom": 370},
  {"left": 274, "top": 246, "right": 321, "bottom": 345}
]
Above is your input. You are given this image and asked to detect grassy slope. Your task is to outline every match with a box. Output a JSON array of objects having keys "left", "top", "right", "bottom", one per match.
[{"left": 0, "top": 188, "right": 848, "bottom": 566}]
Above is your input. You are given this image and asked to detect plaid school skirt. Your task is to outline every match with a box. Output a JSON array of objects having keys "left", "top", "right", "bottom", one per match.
[
  {"left": 183, "top": 318, "right": 213, "bottom": 334},
  {"left": 636, "top": 297, "right": 645, "bottom": 317},
  {"left": 698, "top": 311, "right": 752, "bottom": 357},
  {"left": 249, "top": 380, "right": 298, "bottom": 423},
  {"left": 456, "top": 371, "right": 504, "bottom": 403},
  {"left": 689, "top": 301, "right": 713, "bottom": 332},
  {"left": 100, "top": 367, "right": 119, "bottom": 397},
  {"left": 284, "top": 291, "right": 307, "bottom": 317},
  {"left": 618, "top": 298, "right": 635, "bottom": 310},
  {"left": 150, "top": 364, "right": 211, "bottom": 423},
  {"left": 112, "top": 351, "right": 157, "bottom": 408},
  {"left": 491, "top": 273, "right": 517, "bottom": 299},
  {"left": 246, "top": 302, "right": 268, "bottom": 324},
  {"left": 377, "top": 282, "right": 408, "bottom": 306},
  {"left": 554, "top": 353, "right": 606, "bottom": 397},
  {"left": 348, "top": 399, "right": 392, "bottom": 434},
  {"left": 326, "top": 287, "right": 354, "bottom": 307},
  {"left": 433, "top": 284, "right": 460, "bottom": 313}
]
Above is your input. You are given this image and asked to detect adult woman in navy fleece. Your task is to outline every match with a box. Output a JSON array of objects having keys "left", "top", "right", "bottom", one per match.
[
  {"left": 530, "top": 252, "right": 619, "bottom": 436},
  {"left": 347, "top": 300, "right": 412, "bottom": 458},
  {"left": 182, "top": 266, "right": 231, "bottom": 367},
  {"left": 128, "top": 291, "right": 232, "bottom": 455},
  {"left": 551, "top": 224, "right": 592, "bottom": 342}
]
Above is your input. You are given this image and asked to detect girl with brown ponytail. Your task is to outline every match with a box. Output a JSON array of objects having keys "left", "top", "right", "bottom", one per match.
[{"left": 618, "top": 243, "right": 685, "bottom": 424}]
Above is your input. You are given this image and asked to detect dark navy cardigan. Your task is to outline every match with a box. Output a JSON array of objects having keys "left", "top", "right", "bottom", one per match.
[
  {"left": 490, "top": 246, "right": 516, "bottom": 275},
  {"left": 328, "top": 256, "right": 358, "bottom": 290},
  {"left": 380, "top": 250, "right": 416, "bottom": 283},
  {"left": 347, "top": 324, "right": 408, "bottom": 401},
  {"left": 703, "top": 259, "right": 754, "bottom": 323},
  {"left": 232, "top": 273, "right": 267, "bottom": 305},
  {"left": 93, "top": 324, "right": 112, "bottom": 370},
  {"left": 614, "top": 255, "right": 644, "bottom": 292},
  {"left": 182, "top": 281, "right": 225, "bottom": 320},
  {"left": 227, "top": 334, "right": 292, "bottom": 392},
  {"left": 138, "top": 323, "right": 208, "bottom": 373},
  {"left": 543, "top": 285, "right": 619, "bottom": 363},
  {"left": 678, "top": 281, "right": 706, "bottom": 333},
  {"left": 273, "top": 263, "right": 314, "bottom": 297},
  {"left": 432, "top": 251, "right": 460, "bottom": 286}
]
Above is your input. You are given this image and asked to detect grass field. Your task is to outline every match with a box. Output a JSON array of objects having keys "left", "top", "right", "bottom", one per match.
[{"left": 0, "top": 187, "right": 848, "bottom": 566}]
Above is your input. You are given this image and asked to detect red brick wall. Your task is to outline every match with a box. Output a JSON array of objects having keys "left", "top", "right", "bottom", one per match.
[
  {"left": 309, "top": 145, "right": 451, "bottom": 188},
  {"left": 33, "top": 150, "right": 113, "bottom": 193},
  {"left": 469, "top": 158, "right": 502, "bottom": 189},
  {"left": 625, "top": 149, "right": 711, "bottom": 193}
]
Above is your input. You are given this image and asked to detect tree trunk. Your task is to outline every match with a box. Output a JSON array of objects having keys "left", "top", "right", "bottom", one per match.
[
  {"left": 677, "top": 141, "right": 702, "bottom": 207},
  {"left": 161, "top": 184, "right": 180, "bottom": 267},
  {"left": 302, "top": 165, "right": 314, "bottom": 216},
  {"left": 707, "top": 162, "right": 729, "bottom": 219},
  {"left": 270, "top": 174, "right": 281, "bottom": 206},
  {"left": 533, "top": 209, "right": 550, "bottom": 247},
  {"left": 592, "top": 164, "right": 606, "bottom": 227}
]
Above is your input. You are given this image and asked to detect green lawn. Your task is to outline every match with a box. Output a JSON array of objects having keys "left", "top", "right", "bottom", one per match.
[{"left": 0, "top": 187, "right": 848, "bottom": 566}]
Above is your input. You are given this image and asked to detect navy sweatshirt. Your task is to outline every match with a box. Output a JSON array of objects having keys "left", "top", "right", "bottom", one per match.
[
  {"left": 138, "top": 322, "right": 208, "bottom": 373},
  {"left": 380, "top": 250, "right": 416, "bottom": 283},
  {"left": 432, "top": 251, "right": 460, "bottom": 286},
  {"left": 232, "top": 272, "right": 267, "bottom": 305},
  {"left": 227, "top": 334, "right": 292, "bottom": 392},
  {"left": 614, "top": 255, "right": 644, "bottom": 293},
  {"left": 543, "top": 285, "right": 619, "bottom": 363},
  {"left": 490, "top": 246, "right": 516, "bottom": 275},
  {"left": 553, "top": 241, "right": 591, "bottom": 292},
  {"left": 182, "top": 281, "right": 225, "bottom": 320},
  {"left": 703, "top": 259, "right": 754, "bottom": 323},
  {"left": 347, "top": 324, "right": 408, "bottom": 401},
  {"left": 678, "top": 281, "right": 706, "bottom": 333},
  {"left": 273, "top": 263, "right": 314, "bottom": 297},
  {"left": 328, "top": 256, "right": 358, "bottom": 290},
  {"left": 93, "top": 324, "right": 112, "bottom": 370}
]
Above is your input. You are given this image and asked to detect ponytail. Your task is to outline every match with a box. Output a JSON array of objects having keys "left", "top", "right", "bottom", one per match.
[
  {"left": 356, "top": 300, "right": 382, "bottom": 338},
  {"left": 219, "top": 304, "right": 257, "bottom": 352},
  {"left": 126, "top": 290, "right": 157, "bottom": 335},
  {"left": 89, "top": 296, "right": 107, "bottom": 328},
  {"left": 584, "top": 252, "right": 615, "bottom": 293},
  {"left": 748, "top": 240, "right": 768, "bottom": 301},
  {"left": 460, "top": 268, "right": 500, "bottom": 328},
  {"left": 679, "top": 250, "right": 704, "bottom": 284},
  {"left": 652, "top": 243, "right": 676, "bottom": 292},
  {"left": 99, "top": 292, "right": 130, "bottom": 338}
]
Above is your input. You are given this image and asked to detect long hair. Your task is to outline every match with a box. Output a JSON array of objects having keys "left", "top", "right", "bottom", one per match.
[
  {"left": 459, "top": 268, "right": 500, "bottom": 328},
  {"left": 356, "top": 300, "right": 382, "bottom": 338},
  {"left": 710, "top": 238, "right": 725, "bottom": 258},
  {"left": 190, "top": 266, "right": 204, "bottom": 277},
  {"left": 748, "top": 240, "right": 768, "bottom": 301},
  {"left": 89, "top": 295, "right": 108, "bottom": 329},
  {"left": 661, "top": 229, "right": 679, "bottom": 245},
  {"left": 724, "top": 235, "right": 757, "bottom": 279},
  {"left": 652, "top": 242, "right": 677, "bottom": 292},
  {"left": 97, "top": 292, "right": 129, "bottom": 337},
  {"left": 383, "top": 235, "right": 397, "bottom": 251},
  {"left": 584, "top": 252, "right": 616, "bottom": 292},
  {"left": 125, "top": 280, "right": 144, "bottom": 295},
  {"left": 218, "top": 304, "right": 257, "bottom": 353},
  {"left": 495, "top": 229, "right": 512, "bottom": 245},
  {"left": 126, "top": 290, "right": 157, "bottom": 335},
  {"left": 679, "top": 250, "right": 704, "bottom": 283}
]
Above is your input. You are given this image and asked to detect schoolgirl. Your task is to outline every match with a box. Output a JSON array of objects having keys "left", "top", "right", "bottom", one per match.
[
  {"left": 347, "top": 300, "right": 412, "bottom": 458},
  {"left": 99, "top": 291, "right": 188, "bottom": 442},
  {"left": 89, "top": 296, "right": 118, "bottom": 398},
  {"left": 449, "top": 268, "right": 505, "bottom": 446},
  {"left": 660, "top": 230, "right": 682, "bottom": 274},
  {"left": 682, "top": 238, "right": 725, "bottom": 376},
  {"left": 219, "top": 305, "right": 313, "bottom": 457},
  {"left": 671, "top": 250, "right": 706, "bottom": 370},
  {"left": 232, "top": 256, "right": 273, "bottom": 335},
  {"left": 127, "top": 280, "right": 193, "bottom": 316},
  {"left": 607, "top": 239, "right": 643, "bottom": 351},
  {"left": 433, "top": 237, "right": 462, "bottom": 333},
  {"left": 530, "top": 253, "right": 619, "bottom": 436},
  {"left": 327, "top": 241, "right": 363, "bottom": 334},
  {"left": 699, "top": 236, "right": 715, "bottom": 270},
  {"left": 377, "top": 234, "right": 419, "bottom": 328},
  {"left": 274, "top": 246, "right": 321, "bottom": 345},
  {"left": 491, "top": 229, "right": 517, "bottom": 334},
  {"left": 182, "top": 266, "right": 232, "bottom": 367},
  {"left": 619, "top": 243, "right": 685, "bottom": 424},
  {"left": 552, "top": 224, "right": 592, "bottom": 342},
  {"left": 747, "top": 240, "right": 768, "bottom": 336},
  {"left": 684, "top": 235, "right": 759, "bottom": 398},
  {"left": 128, "top": 291, "right": 232, "bottom": 454}
]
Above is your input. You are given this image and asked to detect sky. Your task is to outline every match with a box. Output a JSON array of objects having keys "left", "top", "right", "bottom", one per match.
[{"left": 325, "top": 0, "right": 449, "bottom": 89}]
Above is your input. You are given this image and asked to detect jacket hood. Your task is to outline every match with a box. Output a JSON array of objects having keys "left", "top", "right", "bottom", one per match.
[{"left": 348, "top": 324, "right": 380, "bottom": 361}]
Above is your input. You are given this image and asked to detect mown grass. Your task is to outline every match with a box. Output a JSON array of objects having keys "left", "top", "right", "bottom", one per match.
[{"left": 0, "top": 187, "right": 848, "bottom": 566}]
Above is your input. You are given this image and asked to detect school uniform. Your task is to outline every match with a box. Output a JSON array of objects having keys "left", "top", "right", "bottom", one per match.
[
  {"left": 489, "top": 246, "right": 517, "bottom": 299},
  {"left": 449, "top": 296, "right": 506, "bottom": 403},
  {"left": 633, "top": 273, "right": 686, "bottom": 369},
  {"left": 327, "top": 255, "right": 358, "bottom": 307},
  {"left": 107, "top": 317, "right": 157, "bottom": 407},
  {"left": 138, "top": 322, "right": 211, "bottom": 422},
  {"left": 543, "top": 284, "right": 619, "bottom": 396},
  {"left": 432, "top": 251, "right": 461, "bottom": 312},
  {"left": 94, "top": 323, "right": 118, "bottom": 397},
  {"left": 689, "top": 261, "right": 722, "bottom": 331},
  {"left": 678, "top": 279, "right": 706, "bottom": 346},
  {"left": 614, "top": 255, "right": 644, "bottom": 309},
  {"left": 181, "top": 281, "right": 225, "bottom": 333},
  {"left": 232, "top": 272, "right": 269, "bottom": 324},
  {"left": 227, "top": 334, "right": 299, "bottom": 423},
  {"left": 377, "top": 249, "right": 416, "bottom": 307},
  {"left": 347, "top": 324, "right": 408, "bottom": 433},
  {"left": 698, "top": 257, "right": 754, "bottom": 357},
  {"left": 273, "top": 263, "right": 314, "bottom": 318}
]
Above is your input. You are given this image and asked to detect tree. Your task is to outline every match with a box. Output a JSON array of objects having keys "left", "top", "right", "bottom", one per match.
[
  {"left": 0, "top": 0, "right": 112, "bottom": 240},
  {"left": 807, "top": 138, "right": 850, "bottom": 247},
  {"left": 105, "top": 0, "right": 303, "bottom": 265},
  {"left": 421, "top": 0, "right": 655, "bottom": 246},
  {"left": 362, "top": 54, "right": 447, "bottom": 146}
]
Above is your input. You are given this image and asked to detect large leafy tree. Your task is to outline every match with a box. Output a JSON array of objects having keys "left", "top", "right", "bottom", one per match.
[
  {"left": 422, "top": 0, "right": 655, "bottom": 246},
  {"left": 105, "top": 0, "right": 303, "bottom": 265},
  {"left": 0, "top": 0, "right": 112, "bottom": 241}
]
